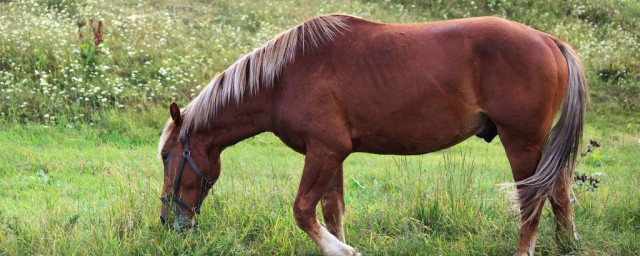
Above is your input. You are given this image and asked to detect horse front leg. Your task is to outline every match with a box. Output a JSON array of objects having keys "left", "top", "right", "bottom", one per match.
[
  {"left": 293, "top": 142, "right": 359, "bottom": 256},
  {"left": 321, "top": 165, "right": 346, "bottom": 242}
]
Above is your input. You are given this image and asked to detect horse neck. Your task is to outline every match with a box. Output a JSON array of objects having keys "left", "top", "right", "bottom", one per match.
[{"left": 207, "top": 90, "right": 274, "bottom": 148}]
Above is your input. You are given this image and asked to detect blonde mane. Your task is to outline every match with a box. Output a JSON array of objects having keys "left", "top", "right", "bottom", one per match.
[{"left": 158, "top": 14, "right": 350, "bottom": 155}]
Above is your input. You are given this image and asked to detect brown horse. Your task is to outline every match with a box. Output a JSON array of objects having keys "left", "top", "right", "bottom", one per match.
[{"left": 158, "top": 14, "right": 587, "bottom": 255}]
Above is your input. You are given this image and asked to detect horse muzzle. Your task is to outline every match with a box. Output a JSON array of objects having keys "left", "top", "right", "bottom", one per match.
[{"left": 160, "top": 198, "right": 195, "bottom": 231}]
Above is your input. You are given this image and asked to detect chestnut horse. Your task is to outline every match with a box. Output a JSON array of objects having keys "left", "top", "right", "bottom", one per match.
[{"left": 158, "top": 14, "right": 587, "bottom": 255}]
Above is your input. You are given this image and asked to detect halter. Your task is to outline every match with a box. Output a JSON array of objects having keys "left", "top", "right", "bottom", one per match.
[{"left": 160, "top": 133, "right": 216, "bottom": 216}]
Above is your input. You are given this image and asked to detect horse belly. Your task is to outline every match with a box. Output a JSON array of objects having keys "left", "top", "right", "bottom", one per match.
[{"left": 348, "top": 104, "right": 486, "bottom": 155}]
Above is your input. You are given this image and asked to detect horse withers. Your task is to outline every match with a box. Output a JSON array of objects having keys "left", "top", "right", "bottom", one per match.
[{"left": 158, "top": 15, "right": 587, "bottom": 255}]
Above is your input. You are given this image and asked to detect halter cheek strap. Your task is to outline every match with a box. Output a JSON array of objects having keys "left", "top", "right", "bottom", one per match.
[{"left": 162, "top": 133, "right": 216, "bottom": 216}]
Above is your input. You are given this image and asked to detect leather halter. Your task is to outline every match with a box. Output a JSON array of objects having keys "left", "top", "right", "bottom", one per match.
[{"left": 160, "top": 133, "right": 216, "bottom": 215}]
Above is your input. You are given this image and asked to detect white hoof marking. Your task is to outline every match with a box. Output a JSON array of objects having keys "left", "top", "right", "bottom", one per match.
[{"left": 316, "top": 226, "right": 358, "bottom": 256}]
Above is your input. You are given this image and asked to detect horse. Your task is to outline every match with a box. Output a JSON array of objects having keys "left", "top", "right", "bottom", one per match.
[{"left": 158, "top": 14, "right": 587, "bottom": 255}]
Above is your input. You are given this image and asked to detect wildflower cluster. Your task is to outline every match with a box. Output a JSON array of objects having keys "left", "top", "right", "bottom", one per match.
[
  {"left": 0, "top": 0, "right": 638, "bottom": 126},
  {"left": 573, "top": 172, "right": 601, "bottom": 190},
  {"left": 574, "top": 140, "right": 603, "bottom": 192},
  {"left": 581, "top": 139, "right": 601, "bottom": 157},
  {"left": 0, "top": 0, "right": 223, "bottom": 124}
]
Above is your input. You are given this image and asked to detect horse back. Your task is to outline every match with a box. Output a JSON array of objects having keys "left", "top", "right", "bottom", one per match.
[{"left": 275, "top": 16, "right": 568, "bottom": 155}]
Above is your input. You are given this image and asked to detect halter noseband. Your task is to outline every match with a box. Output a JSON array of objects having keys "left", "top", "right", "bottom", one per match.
[{"left": 161, "top": 133, "right": 216, "bottom": 216}]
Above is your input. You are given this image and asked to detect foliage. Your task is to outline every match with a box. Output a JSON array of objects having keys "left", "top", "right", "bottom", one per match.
[{"left": 0, "top": 0, "right": 639, "bottom": 125}]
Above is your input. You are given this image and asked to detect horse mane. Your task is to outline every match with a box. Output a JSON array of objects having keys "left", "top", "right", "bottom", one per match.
[{"left": 159, "top": 14, "right": 350, "bottom": 155}]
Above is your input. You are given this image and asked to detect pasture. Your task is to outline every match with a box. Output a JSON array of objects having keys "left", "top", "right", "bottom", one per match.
[{"left": 1, "top": 0, "right": 639, "bottom": 255}]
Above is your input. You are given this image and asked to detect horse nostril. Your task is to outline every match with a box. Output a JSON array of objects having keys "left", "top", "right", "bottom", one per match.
[{"left": 160, "top": 215, "right": 166, "bottom": 225}]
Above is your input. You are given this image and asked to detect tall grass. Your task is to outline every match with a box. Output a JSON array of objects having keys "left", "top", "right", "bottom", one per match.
[{"left": 1, "top": 117, "right": 638, "bottom": 254}]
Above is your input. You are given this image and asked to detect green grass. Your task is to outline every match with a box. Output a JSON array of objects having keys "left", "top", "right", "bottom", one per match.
[
  {"left": 0, "top": 110, "right": 638, "bottom": 255},
  {"left": 1, "top": 0, "right": 639, "bottom": 255}
]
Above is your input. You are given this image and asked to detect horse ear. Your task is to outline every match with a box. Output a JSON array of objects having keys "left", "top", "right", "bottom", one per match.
[{"left": 169, "top": 102, "right": 182, "bottom": 124}]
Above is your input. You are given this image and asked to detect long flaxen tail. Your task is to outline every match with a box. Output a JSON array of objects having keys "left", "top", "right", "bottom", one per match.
[{"left": 516, "top": 41, "right": 588, "bottom": 224}]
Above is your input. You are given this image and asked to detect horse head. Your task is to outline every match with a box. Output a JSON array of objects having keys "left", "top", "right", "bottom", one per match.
[{"left": 158, "top": 102, "right": 221, "bottom": 230}]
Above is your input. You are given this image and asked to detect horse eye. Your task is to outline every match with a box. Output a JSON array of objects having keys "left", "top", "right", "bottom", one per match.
[{"left": 161, "top": 153, "right": 169, "bottom": 163}]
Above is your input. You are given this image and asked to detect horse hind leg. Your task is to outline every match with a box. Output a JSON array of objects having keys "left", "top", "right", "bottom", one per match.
[
  {"left": 498, "top": 127, "right": 549, "bottom": 256},
  {"left": 321, "top": 165, "right": 346, "bottom": 242},
  {"left": 293, "top": 141, "right": 359, "bottom": 256},
  {"left": 549, "top": 171, "right": 578, "bottom": 252}
]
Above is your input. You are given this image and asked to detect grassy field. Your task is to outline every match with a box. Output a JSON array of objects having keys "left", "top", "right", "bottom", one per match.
[
  {"left": 1, "top": 0, "right": 639, "bottom": 255},
  {"left": 0, "top": 114, "right": 638, "bottom": 255}
]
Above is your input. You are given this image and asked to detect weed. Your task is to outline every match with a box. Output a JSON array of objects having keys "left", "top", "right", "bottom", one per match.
[{"left": 574, "top": 140, "right": 603, "bottom": 193}]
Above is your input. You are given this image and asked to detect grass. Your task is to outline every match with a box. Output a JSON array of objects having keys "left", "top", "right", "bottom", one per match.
[
  {"left": 0, "top": 110, "right": 638, "bottom": 255},
  {"left": 1, "top": 0, "right": 639, "bottom": 255}
]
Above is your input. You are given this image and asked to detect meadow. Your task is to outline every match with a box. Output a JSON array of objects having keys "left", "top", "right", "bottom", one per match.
[{"left": 0, "top": 0, "right": 639, "bottom": 255}]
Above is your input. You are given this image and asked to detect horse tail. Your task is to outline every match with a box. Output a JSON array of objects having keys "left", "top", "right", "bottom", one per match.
[{"left": 516, "top": 40, "right": 588, "bottom": 224}]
